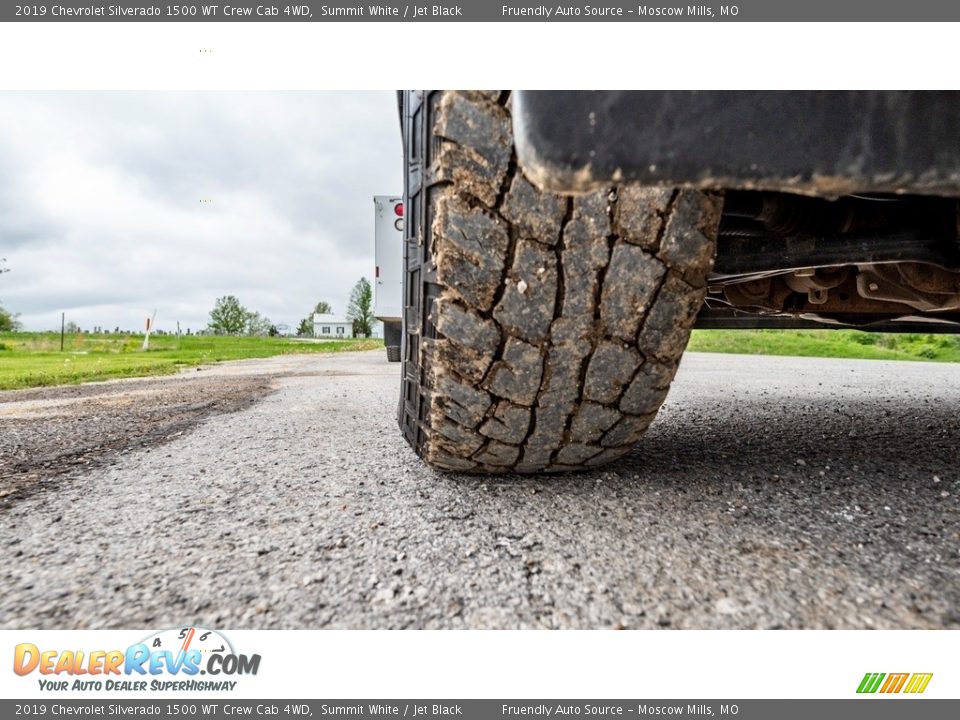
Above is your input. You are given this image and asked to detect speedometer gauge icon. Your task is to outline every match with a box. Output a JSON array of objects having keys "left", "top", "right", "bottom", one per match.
[{"left": 140, "top": 627, "right": 234, "bottom": 658}]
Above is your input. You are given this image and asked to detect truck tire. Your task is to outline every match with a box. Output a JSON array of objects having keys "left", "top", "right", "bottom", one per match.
[
  {"left": 399, "top": 91, "right": 722, "bottom": 473},
  {"left": 384, "top": 321, "right": 402, "bottom": 362}
]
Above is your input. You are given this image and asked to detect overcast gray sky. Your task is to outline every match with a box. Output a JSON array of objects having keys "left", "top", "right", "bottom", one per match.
[{"left": 0, "top": 91, "right": 402, "bottom": 332}]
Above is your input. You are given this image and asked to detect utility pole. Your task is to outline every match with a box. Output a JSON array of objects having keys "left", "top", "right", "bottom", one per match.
[{"left": 60, "top": 312, "right": 65, "bottom": 352}]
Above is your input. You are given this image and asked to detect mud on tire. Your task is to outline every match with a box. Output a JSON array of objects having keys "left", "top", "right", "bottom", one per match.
[{"left": 399, "top": 91, "right": 722, "bottom": 473}]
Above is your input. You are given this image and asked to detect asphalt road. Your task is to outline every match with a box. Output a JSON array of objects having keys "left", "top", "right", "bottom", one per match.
[{"left": 1, "top": 351, "right": 958, "bottom": 629}]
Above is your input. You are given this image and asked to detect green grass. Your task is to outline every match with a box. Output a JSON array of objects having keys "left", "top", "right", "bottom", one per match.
[
  {"left": 0, "top": 332, "right": 383, "bottom": 390},
  {"left": 4, "top": 328, "right": 958, "bottom": 392},
  {"left": 688, "top": 329, "right": 960, "bottom": 363}
]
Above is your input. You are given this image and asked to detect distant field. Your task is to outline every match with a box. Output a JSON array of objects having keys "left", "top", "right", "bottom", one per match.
[
  {"left": 0, "top": 332, "right": 383, "bottom": 390},
  {"left": 3, "top": 329, "right": 958, "bottom": 392},
  {"left": 689, "top": 329, "right": 960, "bottom": 363}
]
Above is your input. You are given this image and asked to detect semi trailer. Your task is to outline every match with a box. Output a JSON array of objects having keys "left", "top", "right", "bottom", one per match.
[{"left": 373, "top": 194, "right": 404, "bottom": 362}]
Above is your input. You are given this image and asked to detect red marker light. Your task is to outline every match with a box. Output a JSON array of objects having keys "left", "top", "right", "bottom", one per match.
[{"left": 394, "top": 203, "right": 404, "bottom": 217}]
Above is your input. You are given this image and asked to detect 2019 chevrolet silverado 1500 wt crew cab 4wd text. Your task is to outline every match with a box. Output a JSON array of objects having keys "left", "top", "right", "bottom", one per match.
[{"left": 394, "top": 91, "right": 960, "bottom": 474}]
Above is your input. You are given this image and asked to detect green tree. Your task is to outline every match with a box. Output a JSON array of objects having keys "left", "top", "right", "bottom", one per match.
[
  {"left": 346, "top": 278, "right": 374, "bottom": 338},
  {"left": 0, "top": 306, "right": 21, "bottom": 332},
  {"left": 208, "top": 295, "right": 248, "bottom": 335},
  {"left": 296, "top": 317, "right": 313, "bottom": 337},
  {"left": 245, "top": 310, "right": 274, "bottom": 336}
]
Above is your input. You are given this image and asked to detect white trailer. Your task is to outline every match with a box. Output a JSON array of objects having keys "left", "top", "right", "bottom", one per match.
[{"left": 373, "top": 195, "right": 404, "bottom": 362}]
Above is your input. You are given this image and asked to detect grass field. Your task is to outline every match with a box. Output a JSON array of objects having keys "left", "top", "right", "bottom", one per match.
[
  {"left": 688, "top": 329, "right": 960, "bottom": 363},
  {"left": 0, "top": 332, "right": 383, "bottom": 390},
  {"left": 2, "top": 329, "right": 959, "bottom": 392}
]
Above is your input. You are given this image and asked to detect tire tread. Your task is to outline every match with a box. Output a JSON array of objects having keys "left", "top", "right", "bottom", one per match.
[{"left": 400, "top": 91, "right": 721, "bottom": 473}]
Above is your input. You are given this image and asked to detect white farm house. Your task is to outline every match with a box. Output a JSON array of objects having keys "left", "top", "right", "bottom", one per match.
[{"left": 312, "top": 313, "right": 354, "bottom": 339}]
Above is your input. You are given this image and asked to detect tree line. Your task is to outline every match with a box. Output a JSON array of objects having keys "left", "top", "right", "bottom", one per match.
[
  {"left": 208, "top": 277, "right": 376, "bottom": 338},
  {"left": 0, "top": 261, "right": 377, "bottom": 339},
  {"left": 206, "top": 295, "right": 279, "bottom": 336}
]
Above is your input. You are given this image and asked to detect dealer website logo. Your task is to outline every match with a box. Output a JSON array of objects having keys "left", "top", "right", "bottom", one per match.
[
  {"left": 13, "top": 627, "right": 260, "bottom": 693},
  {"left": 856, "top": 672, "right": 933, "bottom": 695}
]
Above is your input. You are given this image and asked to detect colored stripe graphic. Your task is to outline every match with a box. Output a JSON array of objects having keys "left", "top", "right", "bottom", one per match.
[
  {"left": 904, "top": 673, "right": 934, "bottom": 694},
  {"left": 857, "top": 672, "right": 932, "bottom": 694},
  {"left": 880, "top": 673, "right": 909, "bottom": 693},
  {"left": 857, "top": 673, "right": 885, "bottom": 693}
]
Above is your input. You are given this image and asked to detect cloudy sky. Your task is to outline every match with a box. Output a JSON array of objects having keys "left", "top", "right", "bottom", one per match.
[{"left": 0, "top": 92, "right": 402, "bottom": 332}]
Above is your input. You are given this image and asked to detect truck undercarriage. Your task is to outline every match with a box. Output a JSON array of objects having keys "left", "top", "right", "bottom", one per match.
[
  {"left": 513, "top": 90, "right": 960, "bottom": 332},
  {"left": 704, "top": 190, "right": 960, "bottom": 330}
]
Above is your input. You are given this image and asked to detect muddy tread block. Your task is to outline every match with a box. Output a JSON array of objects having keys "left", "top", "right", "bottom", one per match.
[
  {"left": 435, "top": 93, "right": 511, "bottom": 207},
  {"left": 620, "top": 362, "right": 676, "bottom": 416},
  {"left": 478, "top": 401, "right": 531, "bottom": 444},
  {"left": 599, "top": 242, "right": 666, "bottom": 342},
  {"left": 431, "top": 419, "right": 485, "bottom": 457},
  {"left": 434, "top": 194, "right": 509, "bottom": 312},
  {"left": 636, "top": 272, "right": 707, "bottom": 362},
  {"left": 658, "top": 189, "right": 722, "bottom": 287},
  {"left": 583, "top": 340, "right": 641, "bottom": 405},
  {"left": 615, "top": 186, "right": 674, "bottom": 251},
  {"left": 483, "top": 337, "right": 544, "bottom": 407},
  {"left": 431, "top": 373, "right": 492, "bottom": 429},
  {"left": 493, "top": 239, "right": 558, "bottom": 343},
  {"left": 569, "top": 402, "right": 622, "bottom": 444},
  {"left": 558, "top": 233, "right": 610, "bottom": 318},
  {"left": 433, "top": 299, "right": 501, "bottom": 382},
  {"left": 473, "top": 441, "right": 521, "bottom": 467},
  {"left": 502, "top": 173, "right": 567, "bottom": 245}
]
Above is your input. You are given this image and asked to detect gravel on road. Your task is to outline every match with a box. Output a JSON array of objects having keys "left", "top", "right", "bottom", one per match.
[
  {"left": 0, "top": 370, "right": 276, "bottom": 505},
  {"left": 1, "top": 351, "right": 957, "bottom": 629}
]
